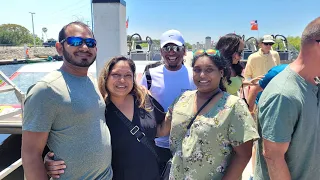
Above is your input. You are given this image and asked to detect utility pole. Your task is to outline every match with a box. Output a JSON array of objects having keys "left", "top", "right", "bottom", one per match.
[{"left": 29, "top": 12, "right": 36, "bottom": 49}]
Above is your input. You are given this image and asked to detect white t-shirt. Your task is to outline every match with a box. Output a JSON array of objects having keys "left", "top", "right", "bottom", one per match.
[{"left": 140, "top": 64, "right": 196, "bottom": 148}]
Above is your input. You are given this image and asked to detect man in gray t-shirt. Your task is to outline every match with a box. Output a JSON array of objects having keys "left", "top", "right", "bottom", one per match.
[
  {"left": 254, "top": 17, "right": 320, "bottom": 180},
  {"left": 22, "top": 22, "right": 112, "bottom": 180}
]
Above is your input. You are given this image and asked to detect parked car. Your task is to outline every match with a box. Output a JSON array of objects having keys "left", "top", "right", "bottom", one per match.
[{"left": 42, "top": 40, "right": 57, "bottom": 47}]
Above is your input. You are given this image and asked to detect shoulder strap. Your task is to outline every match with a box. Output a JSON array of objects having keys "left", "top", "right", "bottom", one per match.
[
  {"left": 114, "top": 109, "right": 160, "bottom": 161},
  {"left": 241, "top": 84, "right": 250, "bottom": 107},
  {"left": 187, "top": 89, "right": 221, "bottom": 129},
  {"left": 145, "top": 68, "right": 152, "bottom": 90}
]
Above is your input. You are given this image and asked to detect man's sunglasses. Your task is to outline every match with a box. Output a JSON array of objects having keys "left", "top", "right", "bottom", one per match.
[
  {"left": 162, "top": 45, "right": 184, "bottom": 52},
  {"left": 263, "top": 42, "right": 274, "bottom": 46},
  {"left": 60, "top": 36, "right": 97, "bottom": 48},
  {"left": 316, "top": 40, "right": 320, "bottom": 43},
  {"left": 193, "top": 49, "right": 220, "bottom": 57},
  {"left": 237, "top": 50, "right": 243, "bottom": 56}
]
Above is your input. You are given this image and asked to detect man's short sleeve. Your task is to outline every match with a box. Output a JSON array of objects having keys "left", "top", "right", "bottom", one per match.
[
  {"left": 23, "top": 82, "right": 57, "bottom": 132},
  {"left": 140, "top": 73, "right": 148, "bottom": 88},
  {"left": 258, "top": 94, "right": 298, "bottom": 142},
  {"left": 228, "top": 99, "right": 260, "bottom": 146}
]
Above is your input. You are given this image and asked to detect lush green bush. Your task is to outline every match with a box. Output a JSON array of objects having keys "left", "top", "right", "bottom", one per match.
[{"left": 0, "top": 23, "right": 42, "bottom": 46}]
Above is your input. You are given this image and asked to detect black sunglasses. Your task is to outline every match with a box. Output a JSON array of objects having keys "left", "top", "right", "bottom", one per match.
[
  {"left": 237, "top": 50, "right": 243, "bottom": 56},
  {"left": 60, "top": 36, "right": 97, "bottom": 48},
  {"left": 263, "top": 42, "right": 274, "bottom": 46},
  {"left": 162, "top": 45, "right": 184, "bottom": 52},
  {"left": 316, "top": 40, "right": 320, "bottom": 43}
]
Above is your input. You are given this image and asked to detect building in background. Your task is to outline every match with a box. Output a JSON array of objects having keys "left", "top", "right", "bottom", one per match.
[{"left": 205, "top": 36, "right": 211, "bottom": 49}]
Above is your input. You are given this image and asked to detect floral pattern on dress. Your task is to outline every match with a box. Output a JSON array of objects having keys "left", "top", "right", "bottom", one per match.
[{"left": 168, "top": 91, "right": 260, "bottom": 180}]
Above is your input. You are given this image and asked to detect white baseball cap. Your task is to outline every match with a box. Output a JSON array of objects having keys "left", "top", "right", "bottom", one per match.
[{"left": 160, "top": 29, "right": 185, "bottom": 48}]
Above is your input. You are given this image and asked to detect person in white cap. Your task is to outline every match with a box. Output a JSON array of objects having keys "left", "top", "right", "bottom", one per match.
[
  {"left": 244, "top": 35, "right": 280, "bottom": 80},
  {"left": 140, "top": 29, "right": 196, "bottom": 173}
]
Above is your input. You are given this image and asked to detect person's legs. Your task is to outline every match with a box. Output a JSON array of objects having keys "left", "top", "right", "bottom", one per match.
[{"left": 250, "top": 105, "right": 258, "bottom": 179}]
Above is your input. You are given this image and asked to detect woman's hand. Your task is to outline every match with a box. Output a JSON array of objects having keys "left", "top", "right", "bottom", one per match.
[
  {"left": 44, "top": 152, "right": 66, "bottom": 179},
  {"left": 157, "top": 108, "right": 172, "bottom": 137},
  {"left": 249, "top": 75, "right": 264, "bottom": 85}
]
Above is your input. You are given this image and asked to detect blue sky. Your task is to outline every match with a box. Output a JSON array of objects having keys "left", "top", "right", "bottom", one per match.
[{"left": 1, "top": 0, "right": 319, "bottom": 44}]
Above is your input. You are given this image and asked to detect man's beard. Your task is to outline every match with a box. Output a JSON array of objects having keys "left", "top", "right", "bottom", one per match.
[
  {"left": 168, "top": 64, "right": 178, "bottom": 69},
  {"left": 164, "top": 58, "right": 183, "bottom": 70},
  {"left": 62, "top": 48, "right": 96, "bottom": 67}
]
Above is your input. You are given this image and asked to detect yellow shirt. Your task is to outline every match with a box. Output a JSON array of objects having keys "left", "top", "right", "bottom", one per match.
[{"left": 244, "top": 49, "right": 280, "bottom": 79}]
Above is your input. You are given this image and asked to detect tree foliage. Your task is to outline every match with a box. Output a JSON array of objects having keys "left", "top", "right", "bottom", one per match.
[
  {"left": 0, "top": 24, "right": 36, "bottom": 45},
  {"left": 272, "top": 36, "right": 301, "bottom": 52},
  {"left": 184, "top": 42, "right": 192, "bottom": 50},
  {"left": 286, "top": 36, "right": 301, "bottom": 51}
]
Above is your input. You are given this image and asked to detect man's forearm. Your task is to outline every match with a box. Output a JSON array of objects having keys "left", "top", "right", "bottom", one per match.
[
  {"left": 265, "top": 157, "right": 291, "bottom": 180},
  {"left": 222, "top": 153, "right": 250, "bottom": 180},
  {"left": 23, "top": 154, "right": 48, "bottom": 180}
]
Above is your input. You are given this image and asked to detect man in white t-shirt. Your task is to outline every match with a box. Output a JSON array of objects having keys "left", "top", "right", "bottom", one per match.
[{"left": 140, "top": 29, "right": 196, "bottom": 172}]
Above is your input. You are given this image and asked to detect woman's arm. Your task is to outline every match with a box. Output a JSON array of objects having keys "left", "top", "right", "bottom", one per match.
[
  {"left": 242, "top": 75, "right": 265, "bottom": 87},
  {"left": 222, "top": 140, "right": 253, "bottom": 180},
  {"left": 156, "top": 109, "right": 172, "bottom": 137}
]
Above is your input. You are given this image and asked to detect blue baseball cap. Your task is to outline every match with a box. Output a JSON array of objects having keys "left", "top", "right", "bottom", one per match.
[{"left": 160, "top": 29, "right": 185, "bottom": 48}]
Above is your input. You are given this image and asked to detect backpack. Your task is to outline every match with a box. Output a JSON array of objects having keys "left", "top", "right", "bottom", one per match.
[{"left": 143, "top": 61, "right": 163, "bottom": 90}]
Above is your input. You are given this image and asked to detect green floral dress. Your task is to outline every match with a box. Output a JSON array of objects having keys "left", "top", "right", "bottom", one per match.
[{"left": 168, "top": 90, "right": 259, "bottom": 180}]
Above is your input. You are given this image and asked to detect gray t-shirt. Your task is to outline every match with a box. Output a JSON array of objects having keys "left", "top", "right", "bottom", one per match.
[
  {"left": 254, "top": 66, "right": 320, "bottom": 180},
  {"left": 23, "top": 70, "right": 112, "bottom": 180}
]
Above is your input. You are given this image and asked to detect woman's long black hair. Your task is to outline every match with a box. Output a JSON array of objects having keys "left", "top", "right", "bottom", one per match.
[{"left": 215, "top": 33, "right": 244, "bottom": 84}]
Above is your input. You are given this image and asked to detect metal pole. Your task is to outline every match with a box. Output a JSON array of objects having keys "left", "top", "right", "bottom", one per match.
[{"left": 29, "top": 12, "right": 36, "bottom": 49}]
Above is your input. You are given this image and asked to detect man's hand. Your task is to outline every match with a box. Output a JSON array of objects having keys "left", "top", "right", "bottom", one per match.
[{"left": 44, "top": 152, "right": 66, "bottom": 179}]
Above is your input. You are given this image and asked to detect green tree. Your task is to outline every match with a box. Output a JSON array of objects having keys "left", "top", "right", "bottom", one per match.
[
  {"left": 272, "top": 36, "right": 301, "bottom": 51},
  {"left": 287, "top": 36, "right": 301, "bottom": 51},
  {"left": 28, "top": 35, "right": 43, "bottom": 46},
  {"left": 0, "top": 24, "right": 34, "bottom": 45},
  {"left": 185, "top": 42, "right": 192, "bottom": 50}
]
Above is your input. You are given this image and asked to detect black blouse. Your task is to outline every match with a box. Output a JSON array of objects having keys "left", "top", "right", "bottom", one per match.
[{"left": 105, "top": 95, "right": 165, "bottom": 180}]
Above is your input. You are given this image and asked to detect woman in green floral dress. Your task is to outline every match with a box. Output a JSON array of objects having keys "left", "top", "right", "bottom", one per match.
[{"left": 158, "top": 49, "right": 259, "bottom": 180}]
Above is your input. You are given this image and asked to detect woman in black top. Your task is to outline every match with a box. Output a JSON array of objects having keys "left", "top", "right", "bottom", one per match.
[
  {"left": 105, "top": 96, "right": 163, "bottom": 180},
  {"left": 44, "top": 56, "right": 166, "bottom": 180},
  {"left": 100, "top": 56, "right": 166, "bottom": 180}
]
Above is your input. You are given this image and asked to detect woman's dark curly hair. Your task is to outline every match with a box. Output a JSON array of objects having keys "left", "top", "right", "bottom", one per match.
[
  {"left": 215, "top": 33, "right": 244, "bottom": 84},
  {"left": 191, "top": 51, "right": 230, "bottom": 92}
]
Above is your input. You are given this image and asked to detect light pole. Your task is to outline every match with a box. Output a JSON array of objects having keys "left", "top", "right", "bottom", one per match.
[{"left": 29, "top": 12, "right": 36, "bottom": 49}]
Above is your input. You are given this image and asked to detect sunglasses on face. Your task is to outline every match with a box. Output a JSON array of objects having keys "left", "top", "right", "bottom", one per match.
[
  {"left": 316, "top": 40, "right": 320, "bottom": 43},
  {"left": 263, "top": 42, "right": 274, "bottom": 46},
  {"left": 60, "top": 36, "right": 97, "bottom": 48},
  {"left": 193, "top": 49, "right": 220, "bottom": 57},
  {"left": 193, "top": 67, "right": 218, "bottom": 74},
  {"left": 162, "top": 45, "right": 184, "bottom": 52},
  {"left": 237, "top": 50, "right": 243, "bottom": 56}
]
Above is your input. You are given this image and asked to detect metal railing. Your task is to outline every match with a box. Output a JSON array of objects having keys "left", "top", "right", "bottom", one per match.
[
  {"left": 0, "top": 71, "right": 25, "bottom": 179},
  {"left": 0, "top": 159, "right": 23, "bottom": 180}
]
